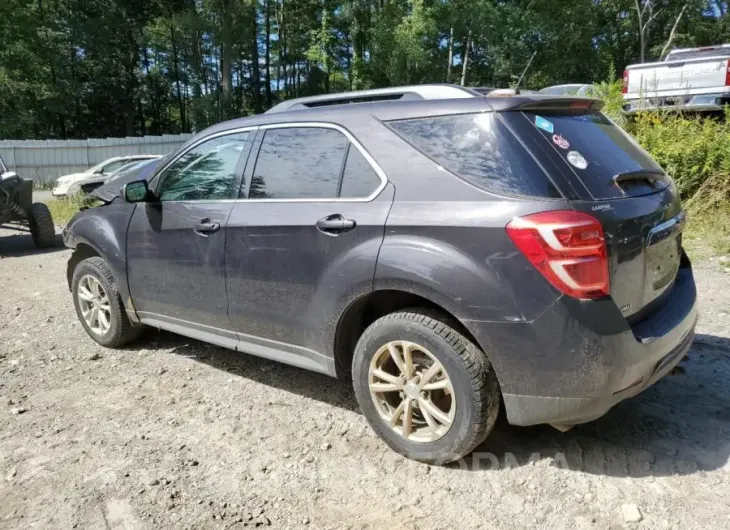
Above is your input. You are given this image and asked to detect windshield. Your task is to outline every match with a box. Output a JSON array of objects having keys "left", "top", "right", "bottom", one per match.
[
  {"left": 108, "top": 158, "right": 160, "bottom": 182},
  {"left": 539, "top": 85, "right": 583, "bottom": 96},
  {"left": 87, "top": 160, "right": 113, "bottom": 173},
  {"left": 112, "top": 160, "right": 148, "bottom": 175},
  {"left": 87, "top": 158, "right": 128, "bottom": 174},
  {"left": 666, "top": 48, "right": 730, "bottom": 61},
  {"left": 110, "top": 162, "right": 138, "bottom": 175}
]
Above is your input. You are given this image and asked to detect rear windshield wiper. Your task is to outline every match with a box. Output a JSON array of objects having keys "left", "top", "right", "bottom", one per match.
[{"left": 612, "top": 169, "right": 667, "bottom": 185}]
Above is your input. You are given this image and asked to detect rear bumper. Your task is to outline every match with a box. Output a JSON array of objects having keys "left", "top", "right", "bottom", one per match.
[
  {"left": 623, "top": 92, "right": 730, "bottom": 114},
  {"left": 466, "top": 266, "right": 698, "bottom": 426},
  {"left": 501, "top": 322, "right": 694, "bottom": 426}
]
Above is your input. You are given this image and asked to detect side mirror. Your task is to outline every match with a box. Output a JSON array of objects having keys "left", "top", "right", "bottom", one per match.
[
  {"left": 122, "top": 180, "right": 151, "bottom": 203},
  {"left": 94, "top": 168, "right": 104, "bottom": 175}
]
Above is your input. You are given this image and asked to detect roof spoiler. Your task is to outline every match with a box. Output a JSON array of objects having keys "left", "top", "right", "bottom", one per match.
[{"left": 514, "top": 98, "right": 604, "bottom": 112}]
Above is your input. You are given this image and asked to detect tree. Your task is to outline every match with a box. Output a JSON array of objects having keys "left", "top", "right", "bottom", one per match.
[{"left": 1, "top": 0, "right": 728, "bottom": 140}]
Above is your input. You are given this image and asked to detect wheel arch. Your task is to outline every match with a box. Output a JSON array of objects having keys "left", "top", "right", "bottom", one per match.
[
  {"left": 64, "top": 205, "right": 138, "bottom": 321},
  {"left": 66, "top": 237, "right": 140, "bottom": 324},
  {"left": 66, "top": 243, "right": 100, "bottom": 289},
  {"left": 333, "top": 288, "right": 491, "bottom": 382}
]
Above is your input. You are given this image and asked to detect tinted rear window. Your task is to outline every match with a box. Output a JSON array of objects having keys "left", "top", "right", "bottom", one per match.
[
  {"left": 250, "top": 127, "right": 347, "bottom": 199},
  {"left": 514, "top": 111, "right": 668, "bottom": 199},
  {"left": 389, "top": 113, "right": 561, "bottom": 199},
  {"left": 666, "top": 48, "right": 730, "bottom": 61}
]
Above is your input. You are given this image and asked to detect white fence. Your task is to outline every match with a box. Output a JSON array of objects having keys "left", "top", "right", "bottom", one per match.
[{"left": 0, "top": 134, "right": 193, "bottom": 184}]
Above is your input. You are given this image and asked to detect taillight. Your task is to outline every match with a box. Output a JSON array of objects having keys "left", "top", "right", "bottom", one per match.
[
  {"left": 506, "top": 211, "right": 609, "bottom": 299},
  {"left": 622, "top": 70, "right": 629, "bottom": 94},
  {"left": 725, "top": 61, "right": 730, "bottom": 86}
]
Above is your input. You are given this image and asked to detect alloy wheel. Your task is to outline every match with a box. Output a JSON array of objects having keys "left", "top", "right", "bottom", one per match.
[
  {"left": 77, "top": 274, "right": 112, "bottom": 336},
  {"left": 368, "top": 340, "right": 456, "bottom": 443}
]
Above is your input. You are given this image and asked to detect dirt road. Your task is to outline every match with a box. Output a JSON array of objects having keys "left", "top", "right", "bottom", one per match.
[{"left": 1, "top": 228, "right": 729, "bottom": 529}]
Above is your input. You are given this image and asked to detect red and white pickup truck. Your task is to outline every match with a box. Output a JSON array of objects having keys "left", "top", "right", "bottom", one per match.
[{"left": 622, "top": 44, "right": 730, "bottom": 114}]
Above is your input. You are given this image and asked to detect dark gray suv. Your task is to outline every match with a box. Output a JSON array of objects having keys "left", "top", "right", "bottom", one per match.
[{"left": 63, "top": 85, "right": 697, "bottom": 464}]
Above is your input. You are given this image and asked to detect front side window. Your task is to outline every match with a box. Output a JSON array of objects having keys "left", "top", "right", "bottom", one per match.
[
  {"left": 249, "top": 127, "right": 348, "bottom": 199},
  {"left": 158, "top": 132, "right": 249, "bottom": 201}
]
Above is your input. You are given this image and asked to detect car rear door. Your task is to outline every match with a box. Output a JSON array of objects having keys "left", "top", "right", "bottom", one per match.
[
  {"left": 126, "top": 129, "right": 254, "bottom": 343},
  {"left": 225, "top": 123, "right": 392, "bottom": 367}
]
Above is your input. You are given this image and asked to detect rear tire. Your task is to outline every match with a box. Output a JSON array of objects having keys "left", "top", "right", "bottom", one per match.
[
  {"left": 71, "top": 256, "right": 142, "bottom": 348},
  {"left": 28, "top": 202, "right": 55, "bottom": 248},
  {"left": 352, "top": 310, "right": 500, "bottom": 464}
]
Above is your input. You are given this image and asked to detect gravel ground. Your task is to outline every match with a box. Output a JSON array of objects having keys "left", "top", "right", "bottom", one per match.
[{"left": 1, "top": 227, "right": 729, "bottom": 530}]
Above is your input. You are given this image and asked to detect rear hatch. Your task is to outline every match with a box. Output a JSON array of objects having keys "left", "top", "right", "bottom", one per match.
[{"left": 502, "top": 106, "right": 684, "bottom": 318}]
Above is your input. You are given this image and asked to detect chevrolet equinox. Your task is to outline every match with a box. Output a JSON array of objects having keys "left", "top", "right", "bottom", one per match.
[{"left": 63, "top": 85, "right": 697, "bottom": 464}]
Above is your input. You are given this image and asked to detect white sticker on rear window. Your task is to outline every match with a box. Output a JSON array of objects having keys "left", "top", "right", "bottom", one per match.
[
  {"left": 534, "top": 115, "right": 554, "bottom": 134},
  {"left": 567, "top": 150, "right": 588, "bottom": 170}
]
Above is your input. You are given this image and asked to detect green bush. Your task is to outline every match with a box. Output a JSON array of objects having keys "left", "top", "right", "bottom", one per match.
[
  {"left": 629, "top": 112, "right": 730, "bottom": 254},
  {"left": 629, "top": 111, "right": 730, "bottom": 200},
  {"left": 43, "top": 194, "right": 100, "bottom": 227}
]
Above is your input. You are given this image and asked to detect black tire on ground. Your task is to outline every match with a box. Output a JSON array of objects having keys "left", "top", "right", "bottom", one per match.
[
  {"left": 352, "top": 310, "right": 501, "bottom": 465},
  {"left": 28, "top": 202, "right": 55, "bottom": 248},
  {"left": 71, "top": 256, "right": 143, "bottom": 348}
]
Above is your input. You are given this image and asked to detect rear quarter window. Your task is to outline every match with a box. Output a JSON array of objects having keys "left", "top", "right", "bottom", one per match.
[
  {"left": 339, "top": 146, "right": 382, "bottom": 198},
  {"left": 388, "top": 113, "right": 561, "bottom": 199}
]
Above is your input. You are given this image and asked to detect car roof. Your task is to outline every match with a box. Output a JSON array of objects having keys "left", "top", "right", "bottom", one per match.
[{"left": 196, "top": 91, "right": 602, "bottom": 139}]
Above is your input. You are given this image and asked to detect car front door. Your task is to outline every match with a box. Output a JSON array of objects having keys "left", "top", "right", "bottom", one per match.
[
  {"left": 225, "top": 124, "right": 393, "bottom": 371},
  {"left": 127, "top": 129, "right": 254, "bottom": 346}
]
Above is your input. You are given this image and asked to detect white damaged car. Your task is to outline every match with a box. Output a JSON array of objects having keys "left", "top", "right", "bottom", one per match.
[{"left": 52, "top": 155, "right": 160, "bottom": 197}]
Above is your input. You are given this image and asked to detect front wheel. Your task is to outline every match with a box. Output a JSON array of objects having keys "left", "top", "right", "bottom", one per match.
[
  {"left": 71, "top": 256, "right": 142, "bottom": 348},
  {"left": 352, "top": 310, "right": 500, "bottom": 464}
]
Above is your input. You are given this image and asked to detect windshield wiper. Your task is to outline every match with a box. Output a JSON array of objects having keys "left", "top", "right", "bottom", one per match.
[{"left": 612, "top": 169, "right": 667, "bottom": 185}]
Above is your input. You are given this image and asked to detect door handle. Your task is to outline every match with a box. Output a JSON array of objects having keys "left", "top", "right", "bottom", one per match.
[
  {"left": 316, "top": 214, "right": 356, "bottom": 235},
  {"left": 194, "top": 219, "right": 221, "bottom": 235}
]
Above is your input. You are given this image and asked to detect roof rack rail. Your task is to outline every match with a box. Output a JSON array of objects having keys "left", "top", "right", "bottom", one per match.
[{"left": 265, "top": 84, "right": 481, "bottom": 113}]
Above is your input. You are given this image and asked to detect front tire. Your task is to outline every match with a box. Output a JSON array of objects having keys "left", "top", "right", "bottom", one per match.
[
  {"left": 352, "top": 310, "right": 500, "bottom": 464},
  {"left": 28, "top": 202, "right": 55, "bottom": 248},
  {"left": 71, "top": 257, "right": 142, "bottom": 348}
]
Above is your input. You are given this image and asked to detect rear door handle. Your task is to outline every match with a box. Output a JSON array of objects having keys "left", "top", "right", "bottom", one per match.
[
  {"left": 316, "top": 214, "right": 356, "bottom": 235},
  {"left": 194, "top": 219, "right": 221, "bottom": 235}
]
